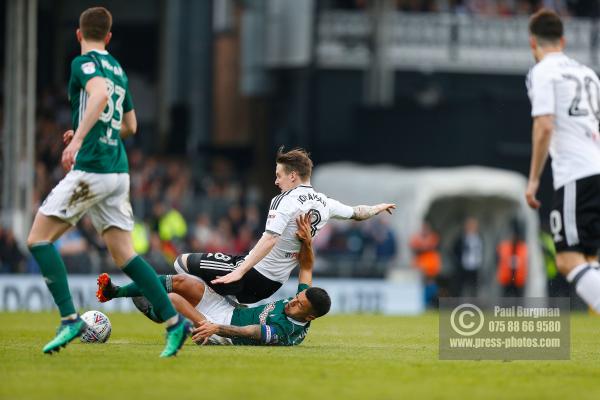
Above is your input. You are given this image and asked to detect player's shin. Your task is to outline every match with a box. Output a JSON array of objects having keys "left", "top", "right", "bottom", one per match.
[
  {"left": 121, "top": 255, "right": 178, "bottom": 326},
  {"left": 114, "top": 275, "right": 173, "bottom": 298},
  {"left": 29, "top": 242, "right": 77, "bottom": 318},
  {"left": 567, "top": 263, "right": 600, "bottom": 312}
]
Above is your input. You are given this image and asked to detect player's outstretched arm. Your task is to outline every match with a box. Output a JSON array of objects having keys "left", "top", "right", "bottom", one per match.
[
  {"left": 192, "top": 320, "right": 261, "bottom": 344},
  {"left": 120, "top": 110, "right": 137, "bottom": 139},
  {"left": 296, "top": 213, "right": 314, "bottom": 287},
  {"left": 526, "top": 115, "right": 554, "bottom": 209},
  {"left": 62, "top": 76, "right": 109, "bottom": 171},
  {"left": 351, "top": 203, "right": 396, "bottom": 221},
  {"left": 211, "top": 232, "right": 279, "bottom": 285}
]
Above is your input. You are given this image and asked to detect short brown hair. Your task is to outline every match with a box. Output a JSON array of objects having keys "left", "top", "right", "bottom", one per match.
[
  {"left": 305, "top": 287, "right": 331, "bottom": 318},
  {"left": 276, "top": 146, "right": 313, "bottom": 180},
  {"left": 529, "top": 9, "right": 563, "bottom": 44},
  {"left": 79, "top": 7, "right": 112, "bottom": 41}
]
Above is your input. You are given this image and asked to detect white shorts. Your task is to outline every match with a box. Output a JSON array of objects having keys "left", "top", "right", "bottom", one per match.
[
  {"left": 197, "top": 284, "right": 235, "bottom": 345},
  {"left": 39, "top": 170, "right": 134, "bottom": 233},
  {"left": 173, "top": 261, "right": 234, "bottom": 345}
]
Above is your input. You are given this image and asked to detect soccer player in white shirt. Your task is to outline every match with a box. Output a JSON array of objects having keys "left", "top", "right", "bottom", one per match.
[
  {"left": 526, "top": 9, "right": 600, "bottom": 312},
  {"left": 177, "top": 148, "right": 394, "bottom": 303}
]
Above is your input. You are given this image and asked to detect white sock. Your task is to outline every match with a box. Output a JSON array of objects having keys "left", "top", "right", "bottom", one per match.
[
  {"left": 166, "top": 315, "right": 179, "bottom": 327},
  {"left": 61, "top": 313, "right": 78, "bottom": 322},
  {"left": 567, "top": 264, "right": 600, "bottom": 312}
]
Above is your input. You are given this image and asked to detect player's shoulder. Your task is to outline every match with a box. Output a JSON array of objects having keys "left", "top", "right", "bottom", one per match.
[
  {"left": 269, "top": 187, "right": 301, "bottom": 211},
  {"left": 530, "top": 57, "right": 558, "bottom": 78},
  {"left": 70, "top": 53, "right": 95, "bottom": 69},
  {"left": 70, "top": 54, "right": 100, "bottom": 80}
]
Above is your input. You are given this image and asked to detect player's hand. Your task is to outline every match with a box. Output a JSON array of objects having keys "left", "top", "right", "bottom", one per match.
[
  {"left": 295, "top": 213, "right": 312, "bottom": 243},
  {"left": 375, "top": 203, "right": 396, "bottom": 215},
  {"left": 61, "top": 135, "right": 82, "bottom": 171},
  {"left": 526, "top": 179, "right": 541, "bottom": 209},
  {"left": 62, "top": 129, "right": 74, "bottom": 145},
  {"left": 211, "top": 269, "right": 244, "bottom": 285},
  {"left": 192, "top": 320, "right": 218, "bottom": 345}
]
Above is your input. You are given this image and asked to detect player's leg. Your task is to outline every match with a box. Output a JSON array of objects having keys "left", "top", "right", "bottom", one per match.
[
  {"left": 168, "top": 293, "right": 207, "bottom": 326},
  {"left": 130, "top": 276, "right": 207, "bottom": 323},
  {"left": 178, "top": 252, "right": 245, "bottom": 295},
  {"left": 97, "top": 259, "right": 204, "bottom": 303},
  {"left": 178, "top": 252, "right": 283, "bottom": 303},
  {"left": 557, "top": 251, "right": 600, "bottom": 311},
  {"left": 27, "top": 213, "right": 75, "bottom": 318},
  {"left": 101, "top": 227, "right": 192, "bottom": 356},
  {"left": 93, "top": 173, "right": 190, "bottom": 357},
  {"left": 28, "top": 213, "right": 88, "bottom": 353},
  {"left": 552, "top": 177, "right": 600, "bottom": 312},
  {"left": 97, "top": 273, "right": 173, "bottom": 301},
  {"left": 27, "top": 171, "right": 99, "bottom": 353}
]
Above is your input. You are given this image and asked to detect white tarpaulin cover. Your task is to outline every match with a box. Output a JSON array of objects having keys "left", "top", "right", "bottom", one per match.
[{"left": 313, "top": 163, "right": 545, "bottom": 297}]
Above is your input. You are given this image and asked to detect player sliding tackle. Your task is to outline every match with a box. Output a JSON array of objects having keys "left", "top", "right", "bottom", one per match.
[
  {"left": 172, "top": 148, "right": 394, "bottom": 304},
  {"left": 103, "top": 214, "right": 329, "bottom": 346},
  {"left": 98, "top": 147, "right": 395, "bottom": 308}
]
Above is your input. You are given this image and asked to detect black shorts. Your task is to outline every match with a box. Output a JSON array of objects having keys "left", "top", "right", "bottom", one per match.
[
  {"left": 182, "top": 252, "right": 282, "bottom": 304},
  {"left": 551, "top": 174, "right": 600, "bottom": 255}
]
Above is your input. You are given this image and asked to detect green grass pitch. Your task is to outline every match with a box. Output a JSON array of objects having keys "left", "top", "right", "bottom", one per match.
[{"left": 1, "top": 311, "right": 600, "bottom": 400}]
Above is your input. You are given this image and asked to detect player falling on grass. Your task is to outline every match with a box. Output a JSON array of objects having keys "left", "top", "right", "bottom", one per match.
[
  {"left": 97, "top": 147, "right": 395, "bottom": 306},
  {"left": 26, "top": 7, "right": 191, "bottom": 357},
  {"left": 102, "top": 214, "right": 329, "bottom": 346},
  {"left": 526, "top": 9, "right": 600, "bottom": 312}
]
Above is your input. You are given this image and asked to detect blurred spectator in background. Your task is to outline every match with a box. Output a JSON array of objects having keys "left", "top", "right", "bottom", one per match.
[
  {"left": 54, "top": 228, "right": 92, "bottom": 274},
  {"left": 453, "top": 217, "right": 484, "bottom": 297},
  {"left": 368, "top": 218, "right": 397, "bottom": 261},
  {"left": 4, "top": 84, "right": 400, "bottom": 278},
  {"left": 496, "top": 223, "right": 527, "bottom": 297},
  {"left": 410, "top": 221, "right": 441, "bottom": 306},
  {"left": 145, "top": 233, "right": 173, "bottom": 274},
  {"left": 0, "top": 227, "right": 26, "bottom": 273}
]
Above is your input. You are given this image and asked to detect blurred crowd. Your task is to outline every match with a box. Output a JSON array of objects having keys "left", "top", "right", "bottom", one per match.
[
  {"left": 409, "top": 217, "right": 570, "bottom": 307},
  {"left": 1, "top": 87, "right": 399, "bottom": 277},
  {"left": 3, "top": 87, "right": 268, "bottom": 274},
  {"left": 329, "top": 0, "right": 596, "bottom": 17}
]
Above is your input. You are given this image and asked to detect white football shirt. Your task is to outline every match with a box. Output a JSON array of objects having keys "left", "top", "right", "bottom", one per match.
[
  {"left": 255, "top": 184, "right": 354, "bottom": 283},
  {"left": 527, "top": 52, "right": 600, "bottom": 189}
]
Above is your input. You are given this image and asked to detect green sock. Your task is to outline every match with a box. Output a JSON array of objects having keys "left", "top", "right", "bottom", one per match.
[
  {"left": 122, "top": 256, "right": 177, "bottom": 321},
  {"left": 29, "top": 243, "right": 76, "bottom": 317},
  {"left": 116, "top": 275, "right": 171, "bottom": 298}
]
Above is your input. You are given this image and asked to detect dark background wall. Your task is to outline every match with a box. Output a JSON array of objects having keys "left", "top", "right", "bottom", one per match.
[{"left": 268, "top": 69, "right": 555, "bottom": 220}]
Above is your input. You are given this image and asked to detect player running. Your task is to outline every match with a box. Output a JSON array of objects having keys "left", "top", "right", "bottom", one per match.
[
  {"left": 525, "top": 9, "right": 600, "bottom": 312},
  {"left": 26, "top": 7, "right": 191, "bottom": 357},
  {"left": 97, "top": 147, "right": 395, "bottom": 306},
  {"left": 102, "top": 214, "right": 329, "bottom": 346}
]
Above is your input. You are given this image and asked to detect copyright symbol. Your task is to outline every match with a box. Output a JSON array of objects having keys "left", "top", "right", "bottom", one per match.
[{"left": 450, "top": 303, "right": 484, "bottom": 336}]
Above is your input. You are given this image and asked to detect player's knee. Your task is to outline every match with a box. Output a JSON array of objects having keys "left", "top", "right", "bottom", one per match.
[
  {"left": 26, "top": 228, "right": 47, "bottom": 248},
  {"left": 26, "top": 234, "right": 38, "bottom": 248},
  {"left": 172, "top": 274, "right": 202, "bottom": 291},
  {"left": 171, "top": 274, "right": 186, "bottom": 290}
]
